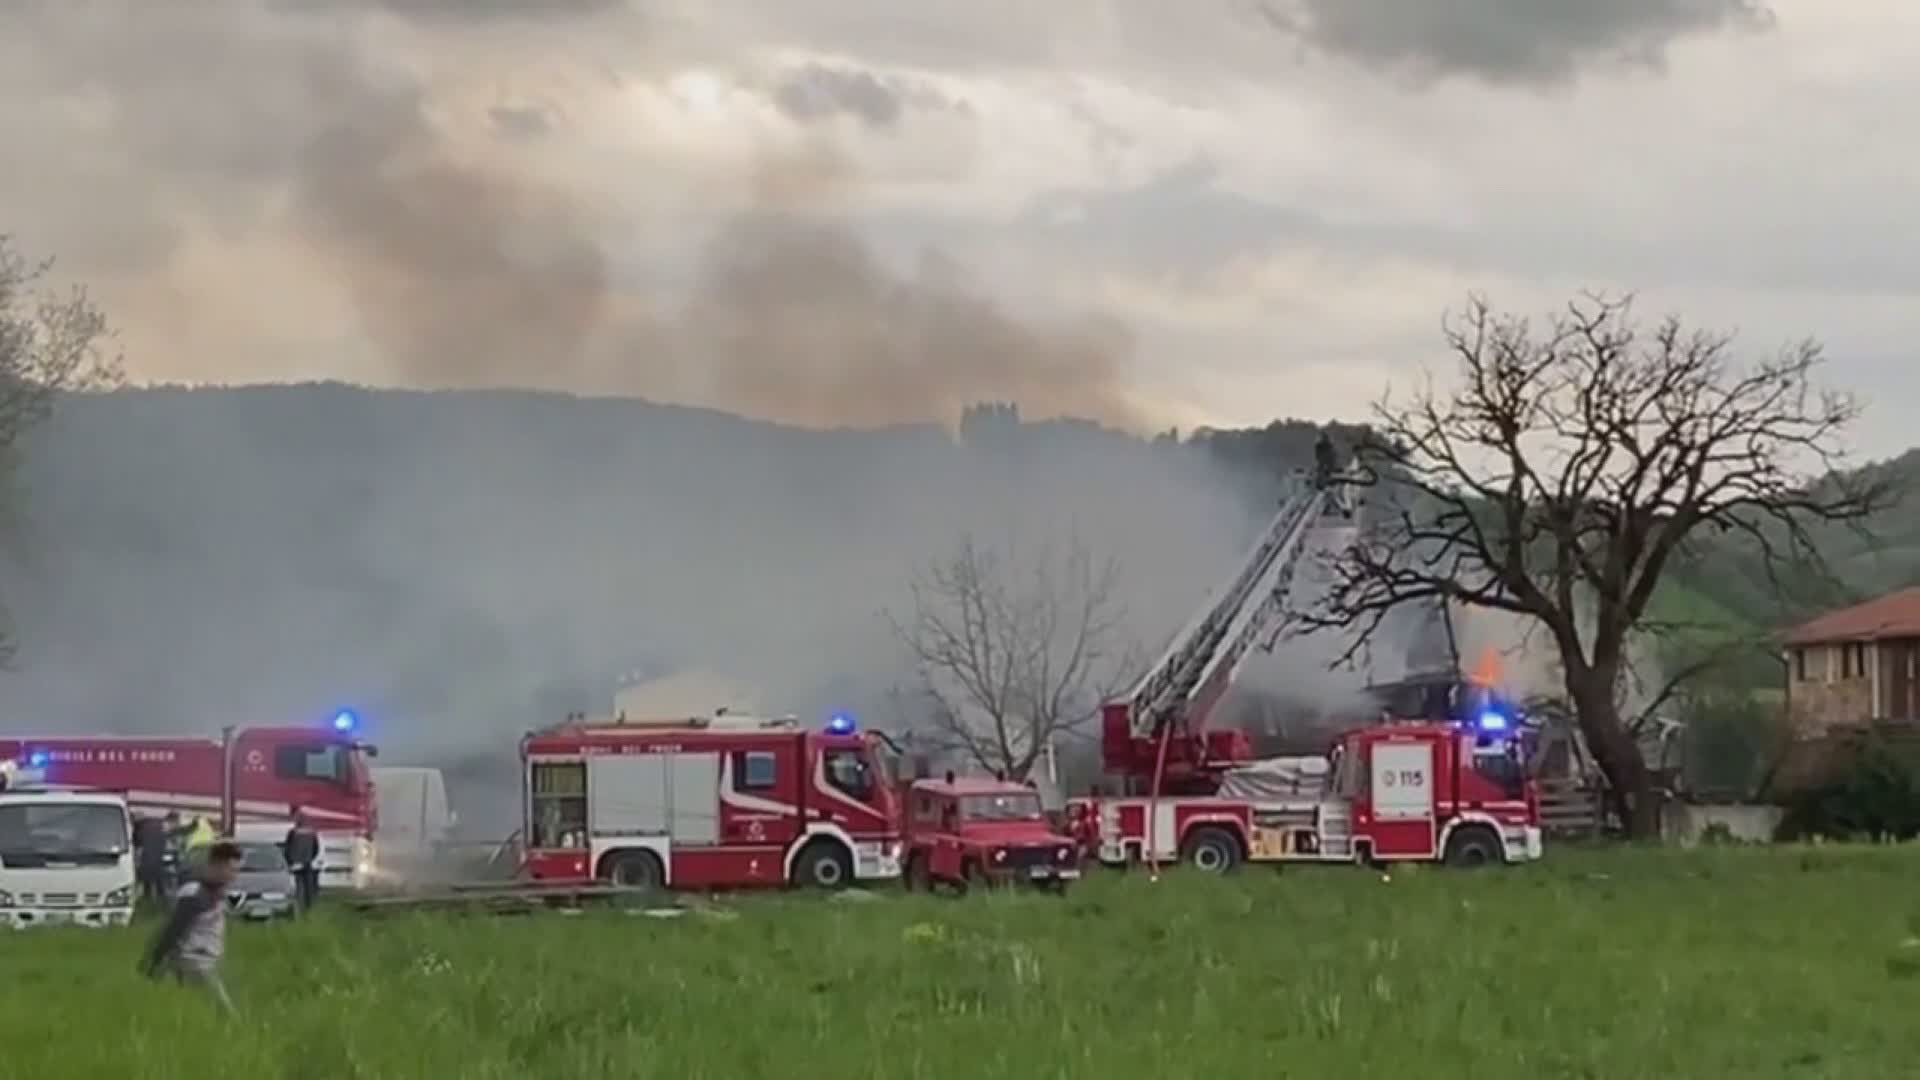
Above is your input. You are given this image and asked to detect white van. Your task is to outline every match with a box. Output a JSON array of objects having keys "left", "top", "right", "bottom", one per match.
[{"left": 371, "top": 767, "right": 454, "bottom": 873}]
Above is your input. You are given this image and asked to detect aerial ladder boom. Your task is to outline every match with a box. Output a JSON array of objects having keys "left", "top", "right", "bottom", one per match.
[{"left": 1101, "top": 456, "right": 1356, "bottom": 788}]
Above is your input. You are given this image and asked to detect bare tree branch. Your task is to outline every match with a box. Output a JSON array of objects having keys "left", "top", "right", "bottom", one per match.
[
  {"left": 0, "top": 236, "right": 122, "bottom": 665},
  {"left": 1303, "top": 293, "right": 1896, "bottom": 836},
  {"left": 887, "top": 533, "right": 1134, "bottom": 779}
]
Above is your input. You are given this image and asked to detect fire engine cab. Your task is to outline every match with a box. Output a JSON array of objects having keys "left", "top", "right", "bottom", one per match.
[
  {"left": 520, "top": 710, "right": 902, "bottom": 891},
  {"left": 1070, "top": 452, "right": 1545, "bottom": 871}
]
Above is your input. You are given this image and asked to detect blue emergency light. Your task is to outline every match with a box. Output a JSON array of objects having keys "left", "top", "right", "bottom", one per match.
[
  {"left": 332, "top": 709, "right": 358, "bottom": 733},
  {"left": 1476, "top": 708, "right": 1509, "bottom": 733},
  {"left": 27, "top": 750, "right": 48, "bottom": 768},
  {"left": 825, "top": 711, "right": 857, "bottom": 736}
]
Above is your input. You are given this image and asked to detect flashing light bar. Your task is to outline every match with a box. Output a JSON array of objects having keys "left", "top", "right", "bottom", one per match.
[
  {"left": 332, "top": 709, "right": 358, "bottom": 733},
  {"left": 0, "top": 758, "right": 49, "bottom": 789},
  {"left": 825, "top": 711, "right": 857, "bottom": 736}
]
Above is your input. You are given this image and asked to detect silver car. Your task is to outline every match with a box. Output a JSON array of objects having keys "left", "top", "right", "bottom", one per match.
[{"left": 224, "top": 841, "right": 297, "bottom": 920}]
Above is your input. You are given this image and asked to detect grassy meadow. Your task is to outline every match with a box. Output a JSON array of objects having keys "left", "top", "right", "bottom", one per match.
[{"left": 4, "top": 847, "right": 1918, "bottom": 1078}]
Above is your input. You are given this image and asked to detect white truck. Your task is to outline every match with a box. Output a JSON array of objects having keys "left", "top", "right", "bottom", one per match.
[
  {"left": 0, "top": 765, "right": 136, "bottom": 928},
  {"left": 371, "top": 766, "right": 454, "bottom": 880}
]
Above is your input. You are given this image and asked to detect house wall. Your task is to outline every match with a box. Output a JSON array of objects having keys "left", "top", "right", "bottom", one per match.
[
  {"left": 1878, "top": 638, "right": 1920, "bottom": 721},
  {"left": 1785, "top": 640, "right": 1874, "bottom": 736}
]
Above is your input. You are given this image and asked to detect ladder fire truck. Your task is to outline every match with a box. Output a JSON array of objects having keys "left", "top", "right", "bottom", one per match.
[
  {"left": 520, "top": 710, "right": 902, "bottom": 891},
  {"left": 1069, "top": 451, "right": 1545, "bottom": 871}
]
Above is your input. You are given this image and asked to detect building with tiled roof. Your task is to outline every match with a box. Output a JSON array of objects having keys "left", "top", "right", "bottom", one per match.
[{"left": 1781, "top": 586, "right": 1920, "bottom": 735}]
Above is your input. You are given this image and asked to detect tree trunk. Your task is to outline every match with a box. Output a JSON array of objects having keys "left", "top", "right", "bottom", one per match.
[{"left": 1570, "top": 679, "right": 1660, "bottom": 839}]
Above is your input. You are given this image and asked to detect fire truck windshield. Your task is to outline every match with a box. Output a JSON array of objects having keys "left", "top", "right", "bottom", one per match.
[
  {"left": 823, "top": 748, "right": 875, "bottom": 800},
  {"left": 0, "top": 802, "right": 129, "bottom": 861},
  {"left": 960, "top": 792, "right": 1043, "bottom": 822},
  {"left": 1470, "top": 741, "right": 1528, "bottom": 800}
]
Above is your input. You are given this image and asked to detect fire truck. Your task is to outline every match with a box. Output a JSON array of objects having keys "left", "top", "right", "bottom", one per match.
[
  {"left": 520, "top": 709, "right": 902, "bottom": 891},
  {"left": 0, "top": 712, "right": 381, "bottom": 892},
  {"left": 1068, "top": 458, "right": 1545, "bottom": 871}
]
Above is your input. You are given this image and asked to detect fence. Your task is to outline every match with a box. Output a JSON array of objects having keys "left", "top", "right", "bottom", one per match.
[{"left": 1537, "top": 778, "right": 1611, "bottom": 839}]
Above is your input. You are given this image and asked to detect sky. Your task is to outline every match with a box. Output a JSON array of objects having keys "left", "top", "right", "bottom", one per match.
[{"left": 3, "top": 0, "right": 1915, "bottom": 454}]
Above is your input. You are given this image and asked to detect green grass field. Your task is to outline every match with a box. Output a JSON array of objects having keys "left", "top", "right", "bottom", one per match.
[{"left": 6, "top": 848, "right": 1919, "bottom": 1078}]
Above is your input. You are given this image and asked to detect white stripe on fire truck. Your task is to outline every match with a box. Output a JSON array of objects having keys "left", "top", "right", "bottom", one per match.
[{"left": 716, "top": 756, "right": 798, "bottom": 815}]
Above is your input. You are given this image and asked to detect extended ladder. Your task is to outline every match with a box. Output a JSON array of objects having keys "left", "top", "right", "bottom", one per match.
[{"left": 1101, "top": 461, "right": 1357, "bottom": 782}]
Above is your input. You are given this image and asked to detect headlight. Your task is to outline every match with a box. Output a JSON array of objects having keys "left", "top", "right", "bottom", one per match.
[
  {"left": 991, "top": 848, "right": 1007, "bottom": 864},
  {"left": 357, "top": 860, "right": 372, "bottom": 876},
  {"left": 105, "top": 886, "right": 133, "bottom": 906},
  {"left": 0, "top": 890, "right": 13, "bottom": 908},
  {"left": 1055, "top": 845, "right": 1072, "bottom": 863}
]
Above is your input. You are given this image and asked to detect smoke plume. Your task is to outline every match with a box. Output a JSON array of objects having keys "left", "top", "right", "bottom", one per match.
[{"left": 0, "top": 2, "right": 1143, "bottom": 430}]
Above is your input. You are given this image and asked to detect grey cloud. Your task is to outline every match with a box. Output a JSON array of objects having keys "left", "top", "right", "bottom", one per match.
[
  {"left": 1253, "top": 0, "right": 1775, "bottom": 83},
  {"left": 769, "top": 62, "right": 968, "bottom": 130},
  {"left": 487, "top": 104, "right": 554, "bottom": 140},
  {"left": 279, "top": 0, "right": 627, "bottom": 19}
]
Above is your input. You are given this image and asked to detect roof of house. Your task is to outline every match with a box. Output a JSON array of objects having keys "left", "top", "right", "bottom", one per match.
[{"left": 1783, "top": 586, "right": 1920, "bottom": 645}]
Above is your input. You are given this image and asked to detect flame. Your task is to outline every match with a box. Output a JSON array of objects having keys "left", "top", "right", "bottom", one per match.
[{"left": 1467, "top": 646, "right": 1503, "bottom": 691}]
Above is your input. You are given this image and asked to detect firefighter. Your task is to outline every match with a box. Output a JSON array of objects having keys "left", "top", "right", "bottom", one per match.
[
  {"left": 283, "top": 806, "right": 320, "bottom": 913},
  {"left": 1312, "top": 431, "right": 1336, "bottom": 490}
]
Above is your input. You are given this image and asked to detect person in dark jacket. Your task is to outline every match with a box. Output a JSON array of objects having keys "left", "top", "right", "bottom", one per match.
[
  {"left": 132, "top": 814, "right": 170, "bottom": 908},
  {"left": 283, "top": 807, "right": 320, "bottom": 913},
  {"left": 141, "top": 840, "right": 241, "bottom": 1015}
]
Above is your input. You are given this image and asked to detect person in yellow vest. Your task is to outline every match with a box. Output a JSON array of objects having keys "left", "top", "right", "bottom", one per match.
[{"left": 183, "top": 815, "right": 217, "bottom": 854}]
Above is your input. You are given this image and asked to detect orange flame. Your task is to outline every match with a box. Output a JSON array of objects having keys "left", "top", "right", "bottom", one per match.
[{"left": 1467, "top": 646, "right": 1503, "bottom": 691}]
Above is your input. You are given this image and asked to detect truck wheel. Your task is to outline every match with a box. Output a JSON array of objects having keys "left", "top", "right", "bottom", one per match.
[
  {"left": 1443, "top": 826, "right": 1502, "bottom": 868},
  {"left": 1180, "top": 826, "right": 1243, "bottom": 874},
  {"left": 600, "top": 850, "right": 664, "bottom": 891},
  {"left": 792, "top": 841, "right": 854, "bottom": 890}
]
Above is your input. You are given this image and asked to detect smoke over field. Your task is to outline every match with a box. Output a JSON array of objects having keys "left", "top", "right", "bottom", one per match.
[{"left": 1, "top": 389, "right": 1325, "bottom": 833}]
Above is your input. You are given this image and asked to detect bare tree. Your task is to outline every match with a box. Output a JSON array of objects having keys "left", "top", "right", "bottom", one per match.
[
  {"left": 889, "top": 534, "right": 1133, "bottom": 780},
  {"left": 1307, "top": 294, "right": 1894, "bottom": 837},
  {"left": 0, "top": 236, "right": 122, "bottom": 661}
]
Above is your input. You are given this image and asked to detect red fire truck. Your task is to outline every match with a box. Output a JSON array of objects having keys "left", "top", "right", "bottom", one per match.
[
  {"left": 1068, "top": 461, "right": 1545, "bottom": 871},
  {"left": 900, "top": 774, "right": 1081, "bottom": 893},
  {"left": 0, "top": 713, "right": 380, "bottom": 891},
  {"left": 1073, "top": 720, "right": 1541, "bottom": 870},
  {"left": 519, "top": 710, "right": 902, "bottom": 891}
]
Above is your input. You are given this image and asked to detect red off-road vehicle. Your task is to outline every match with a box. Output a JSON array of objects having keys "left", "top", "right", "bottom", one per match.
[{"left": 900, "top": 774, "right": 1079, "bottom": 894}]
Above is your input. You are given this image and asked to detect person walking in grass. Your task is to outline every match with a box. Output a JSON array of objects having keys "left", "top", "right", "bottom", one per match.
[{"left": 140, "top": 840, "right": 241, "bottom": 1016}]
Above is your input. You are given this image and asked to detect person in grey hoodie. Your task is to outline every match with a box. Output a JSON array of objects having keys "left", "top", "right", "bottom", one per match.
[{"left": 141, "top": 840, "right": 242, "bottom": 1015}]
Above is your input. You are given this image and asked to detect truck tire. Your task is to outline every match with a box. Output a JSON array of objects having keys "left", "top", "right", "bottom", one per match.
[
  {"left": 1179, "top": 826, "right": 1243, "bottom": 874},
  {"left": 1443, "top": 825, "right": 1503, "bottom": 868},
  {"left": 600, "top": 849, "right": 665, "bottom": 891},
  {"left": 792, "top": 841, "right": 854, "bottom": 890}
]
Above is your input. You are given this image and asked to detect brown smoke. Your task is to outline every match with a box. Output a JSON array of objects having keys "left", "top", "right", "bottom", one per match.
[
  {"left": 678, "top": 213, "right": 1138, "bottom": 428},
  {"left": 2, "top": 4, "right": 1147, "bottom": 430}
]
